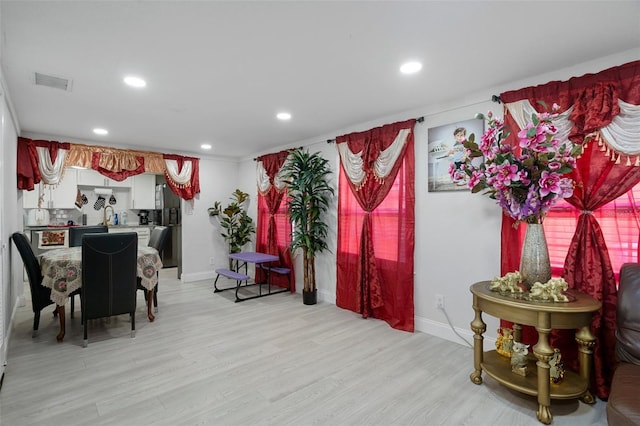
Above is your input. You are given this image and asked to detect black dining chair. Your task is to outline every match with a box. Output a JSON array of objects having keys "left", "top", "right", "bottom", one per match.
[
  {"left": 138, "top": 226, "right": 169, "bottom": 312},
  {"left": 11, "top": 232, "right": 55, "bottom": 337},
  {"left": 68, "top": 225, "right": 108, "bottom": 247},
  {"left": 81, "top": 232, "right": 138, "bottom": 347},
  {"left": 68, "top": 225, "right": 108, "bottom": 317}
]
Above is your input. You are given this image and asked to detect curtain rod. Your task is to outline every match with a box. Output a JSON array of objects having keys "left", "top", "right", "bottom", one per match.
[
  {"left": 326, "top": 116, "right": 425, "bottom": 144},
  {"left": 253, "top": 146, "right": 303, "bottom": 161}
]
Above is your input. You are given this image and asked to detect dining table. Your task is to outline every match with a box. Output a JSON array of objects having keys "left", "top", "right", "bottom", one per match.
[{"left": 39, "top": 245, "right": 163, "bottom": 341}]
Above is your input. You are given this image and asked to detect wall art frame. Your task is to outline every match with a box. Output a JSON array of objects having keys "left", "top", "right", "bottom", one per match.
[{"left": 427, "top": 118, "right": 485, "bottom": 192}]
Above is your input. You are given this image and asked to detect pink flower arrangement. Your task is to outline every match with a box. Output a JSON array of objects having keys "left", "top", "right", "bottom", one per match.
[{"left": 449, "top": 104, "right": 583, "bottom": 223}]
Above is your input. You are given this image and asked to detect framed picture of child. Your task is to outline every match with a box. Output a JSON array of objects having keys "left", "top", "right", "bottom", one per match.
[{"left": 427, "top": 118, "right": 484, "bottom": 192}]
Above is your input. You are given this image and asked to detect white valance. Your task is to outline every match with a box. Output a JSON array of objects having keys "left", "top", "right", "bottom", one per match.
[
  {"left": 506, "top": 99, "right": 640, "bottom": 158},
  {"left": 164, "top": 159, "right": 192, "bottom": 185},
  {"left": 36, "top": 146, "right": 67, "bottom": 185},
  {"left": 256, "top": 161, "right": 271, "bottom": 194},
  {"left": 337, "top": 143, "right": 366, "bottom": 187},
  {"left": 374, "top": 128, "right": 411, "bottom": 180},
  {"left": 600, "top": 100, "right": 640, "bottom": 155},
  {"left": 505, "top": 100, "right": 574, "bottom": 145}
]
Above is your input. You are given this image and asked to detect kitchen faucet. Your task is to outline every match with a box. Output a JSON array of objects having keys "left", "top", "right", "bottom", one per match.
[{"left": 103, "top": 205, "right": 115, "bottom": 226}]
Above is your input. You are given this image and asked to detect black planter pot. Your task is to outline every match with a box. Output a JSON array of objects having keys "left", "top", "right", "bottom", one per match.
[{"left": 302, "top": 289, "right": 317, "bottom": 305}]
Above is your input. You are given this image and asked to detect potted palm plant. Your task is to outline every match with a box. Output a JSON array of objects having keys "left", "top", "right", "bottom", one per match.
[
  {"left": 281, "top": 148, "right": 334, "bottom": 305},
  {"left": 208, "top": 189, "right": 255, "bottom": 267}
]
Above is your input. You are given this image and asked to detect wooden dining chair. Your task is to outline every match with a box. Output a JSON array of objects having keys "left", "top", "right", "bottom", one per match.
[
  {"left": 81, "top": 232, "right": 137, "bottom": 347},
  {"left": 67, "top": 225, "right": 108, "bottom": 317},
  {"left": 137, "top": 225, "right": 169, "bottom": 312},
  {"left": 11, "top": 232, "right": 55, "bottom": 337}
]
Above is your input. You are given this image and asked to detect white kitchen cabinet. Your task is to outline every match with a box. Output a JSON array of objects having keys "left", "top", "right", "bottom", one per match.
[
  {"left": 131, "top": 174, "right": 156, "bottom": 210},
  {"left": 23, "top": 170, "right": 79, "bottom": 209},
  {"left": 77, "top": 168, "right": 131, "bottom": 188},
  {"left": 108, "top": 226, "right": 151, "bottom": 247}
]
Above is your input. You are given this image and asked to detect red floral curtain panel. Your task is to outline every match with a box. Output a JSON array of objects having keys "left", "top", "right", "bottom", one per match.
[
  {"left": 255, "top": 150, "right": 295, "bottom": 290},
  {"left": 499, "top": 60, "right": 640, "bottom": 398},
  {"left": 336, "top": 119, "right": 416, "bottom": 331}
]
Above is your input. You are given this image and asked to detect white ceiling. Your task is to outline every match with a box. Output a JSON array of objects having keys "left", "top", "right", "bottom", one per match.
[{"left": 2, "top": 1, "right": 639, "bottom": 158}]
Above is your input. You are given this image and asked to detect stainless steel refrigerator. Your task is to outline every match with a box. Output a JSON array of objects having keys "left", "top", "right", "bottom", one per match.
[{"left": 154, "top": 177, "right": 182, "bottom": 277}]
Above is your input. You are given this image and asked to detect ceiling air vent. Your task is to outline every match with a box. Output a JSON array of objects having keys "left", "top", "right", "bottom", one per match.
[{"left": 34, "top": 72, "right": 73, "bottom": 91}]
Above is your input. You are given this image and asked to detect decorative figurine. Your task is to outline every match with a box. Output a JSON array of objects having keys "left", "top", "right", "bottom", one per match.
[
  {"left": 495, "top": 327, "right": 514, "bottom": 357},
  {"left": 511, "top": 342, "right": 530, "bottom": 376},
  {"left": 528, "top": 278, "right": 570, "bottom": 302},
  {"left": 549, "top": 348, "right": 565, "bottom": 384}
]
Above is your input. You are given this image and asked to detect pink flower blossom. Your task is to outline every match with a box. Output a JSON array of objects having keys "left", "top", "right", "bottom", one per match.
[{"left": 538, "top": 170, "right": 562, "bottom": 197}]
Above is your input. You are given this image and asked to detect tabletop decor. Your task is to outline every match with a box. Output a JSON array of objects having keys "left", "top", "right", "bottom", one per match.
[
  {"left": 451, "top": 104, "right": 583, "bottom": 288},
  {"left": 495, "top": 327, "right": 514, "bottom": 358},
  {"left": 549, "top": 348, "right": 565, "bottom": 384},
  {"left": 489, "top": 271, "right": 524, "bottom": 293},
  {"left": 528, "top": 278, "right": 570, "bottom": 302},
  {"left": 511, "top": 342, "right": 530, "bottom": 376}
]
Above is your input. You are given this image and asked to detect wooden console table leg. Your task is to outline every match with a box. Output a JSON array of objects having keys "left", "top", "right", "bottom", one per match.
[
  {"left": 513, "top": 323, "right": 522, "bottom": 343},
  {"left": 575, "top": 325, "right": 597, "bottom": 404},
  {"left": 470, "top": 295, "right": 486, "bottom": 385},
  {"left": 147, "top": 288, "right": 155, "bottom": 322},
  {"left": 56, "top": 305, "right": 66, "bottom": 342},
  {"left": 534, "top": 312, "right": 554, "bottom": 425}
]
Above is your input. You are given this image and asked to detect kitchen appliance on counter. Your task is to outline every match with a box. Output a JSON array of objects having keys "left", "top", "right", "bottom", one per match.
[
  {"left": 153, "top": 177, "right": 182, "bottom": 274},
  {"left": 138, "top": 210, "right": 150, "bottom": 225},
  {"left": 26, "top": 208, "right": 50, "bottom": 226}
]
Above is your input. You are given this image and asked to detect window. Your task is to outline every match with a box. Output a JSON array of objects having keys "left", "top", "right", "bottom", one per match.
[{"left": 544, "top": 184, "right": 640, "bottom": 281}]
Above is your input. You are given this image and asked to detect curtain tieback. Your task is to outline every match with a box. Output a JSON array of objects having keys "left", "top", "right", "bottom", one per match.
[{"left": 581, "top": 210, "right": 593, "bottom": 215}]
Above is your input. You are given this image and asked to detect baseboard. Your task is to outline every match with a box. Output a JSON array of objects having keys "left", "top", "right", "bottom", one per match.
[
  {"left": 181, "top": 270, "right": 216, "bottom": 283},
  {"left": 414, "top": 313, "right": 496, "bottom": 348}
]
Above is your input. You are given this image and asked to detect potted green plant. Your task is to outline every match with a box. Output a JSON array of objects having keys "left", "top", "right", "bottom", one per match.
[
  {"left": 208, "top": 189, "right": 255, "bottom": 266},
  {"left": 281, "top": 148, "right": 334, "bottom": 305}
]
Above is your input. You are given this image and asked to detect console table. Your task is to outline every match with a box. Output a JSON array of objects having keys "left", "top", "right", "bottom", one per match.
[{"left": 469, "top": 281, "right": 601, "bottom": 424}]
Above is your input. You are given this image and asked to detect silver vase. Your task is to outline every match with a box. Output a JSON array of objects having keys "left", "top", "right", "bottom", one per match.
[{"left": 519, "top": 223, "right": 551, "bottom": 290}]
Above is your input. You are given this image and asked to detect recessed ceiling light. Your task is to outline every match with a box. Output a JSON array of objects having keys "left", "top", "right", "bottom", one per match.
[
  {"left": 124, "top": 76, "right": 146, "bottom": 88},
  {"left": 201, "top": 143, "right": 212, "bottom": 150},
  {"left": 93, "top": 128, "right": 108, "bottom": 135},
  {"left": 276, "top": 112, "right": 292, "bottom": 120},
  {"left": 400, "top": 61, "right": 422, "bottom": 74}
]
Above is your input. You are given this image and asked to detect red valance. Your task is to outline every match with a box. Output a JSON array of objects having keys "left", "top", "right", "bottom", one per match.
[
  {"left": 501, "top": 60, "right": 640, "bottom": 138},
  {"left": 163, "top": 154, "right": 200, "bottom": 201},
  {"left": 91, "top": 152, "right": 145, "bottom": 181}
]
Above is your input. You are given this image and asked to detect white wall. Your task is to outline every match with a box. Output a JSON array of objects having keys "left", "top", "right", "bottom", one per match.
[
  {"left": 1, "top": 76, "right": 21, "bottom": 376},
  {"left": 180, "top": 156, "right": 241, "bottom": 282}
]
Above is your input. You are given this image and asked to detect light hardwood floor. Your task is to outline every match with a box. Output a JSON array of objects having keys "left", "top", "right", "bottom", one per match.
[{"left": 1, "top": 269, "right": 607, "bottom": 425}]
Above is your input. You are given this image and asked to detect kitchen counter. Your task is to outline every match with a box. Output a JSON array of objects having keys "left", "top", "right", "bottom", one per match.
[{"left": 24, "top": 224, "right": 155, "bottom": 231}]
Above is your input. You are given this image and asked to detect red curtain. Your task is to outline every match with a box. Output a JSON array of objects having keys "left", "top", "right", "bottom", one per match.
[
  {"left": 336, "top": 119, "right": 416, "bottom": 331},
  {"left": 255, "top": 151, "right": 295, "bottom": 290},
  {"left": 17, "top": 137, "right": 41, "bottom": 190},
  {"left": 499, "top": 60, "right": 640, "bottom": 398}
]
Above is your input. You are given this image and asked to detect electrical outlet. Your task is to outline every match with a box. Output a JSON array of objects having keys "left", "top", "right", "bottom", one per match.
[
  {"left": 436, "top": 294, "right": 445, "bottom": 310},
  {"left": 209, "top": 257, "right": 215, "bottom": 265}
]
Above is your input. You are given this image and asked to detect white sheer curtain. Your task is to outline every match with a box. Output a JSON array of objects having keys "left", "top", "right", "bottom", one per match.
[
  {"left": 164, "top": 158, "right": 192, "bottom": 186},
  {"left": 36, "top": 146, "right": 68, "bottom": 185}
]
